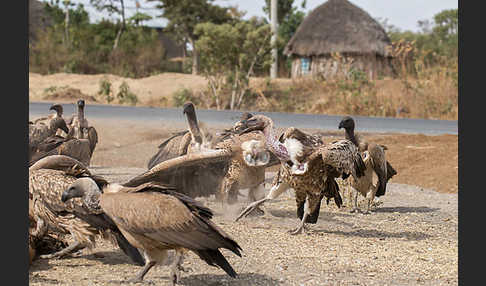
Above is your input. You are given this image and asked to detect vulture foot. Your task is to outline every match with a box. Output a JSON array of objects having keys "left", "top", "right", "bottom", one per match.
[
  {"left": 169, "top": 251, "right": 187, "bottom": 286},
  {"left": 288, "top": 223, "right": 308, "bottom": 235},
  {"left": 234, "top": 198, "right": 268, "bottom": 222},
  {"left": 128, "top": 261, "right": 156, "bottom": 283},
  {"left": 39, "top": 241, "right": 85, "bottom": 259}
]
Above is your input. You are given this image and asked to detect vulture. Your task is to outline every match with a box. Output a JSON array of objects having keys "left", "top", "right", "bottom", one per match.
[
  {"left": 61, "top": 179, "right": 242, "bottom": 284},
  {"left": 28, "top": 135, "right": 95, "bottom": 167},
  {"left": 145, "top": 102, "right": 231, "bottom": 199},
  {"left": 338, "top": 116, "right": 398, "bottom": 213},
  {"left": 143, "top": 103, "right": 274, "bottom": 213},
  {"left": 235, "top": 115, "right": 367, "bottom": 235},
  {"left": 66, "top": 99, "right": 98, "bottom": 153},
  {"left": 29, "top": 155, "right": 145, "bottom": 265},
  {"left": 29, "top": 106, "right": 70, "bottom": 160}
]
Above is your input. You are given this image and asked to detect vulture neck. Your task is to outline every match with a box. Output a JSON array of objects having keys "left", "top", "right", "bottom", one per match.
[
  {"left": 84, "top": 189, "right": 103, "bottom": 214},
  {"left": 77, "top": 106, "right": 85, "bottom": 122},
  {"left": 185, "top": 111, "right": 203, "bottom": 145},
  {"left": 262, "top": 122, "right": 290, "bottom": 162},
  {"left": 345, "top": 127, "right": 359, "bottom": 147}
]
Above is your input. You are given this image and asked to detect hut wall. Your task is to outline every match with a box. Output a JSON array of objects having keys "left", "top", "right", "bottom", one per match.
[{"left": 291, "top": 54, "right": 395, "bottom": 80}]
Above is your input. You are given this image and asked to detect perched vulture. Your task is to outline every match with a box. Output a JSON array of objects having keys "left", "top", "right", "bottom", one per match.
[
  {"left": 338, "top": 116, "right": 397, "bottom": 213},
  {"left": 67, "top": 99, "right": 98, "bottom": 154},
  {"left": 143, "top": 103, "right": 274, "bottom": 212},
  {"left": 29, "top": 113, "right": 69, "bottom": 160},
  {"left": 61, "top": 179, "right": 242, "bottom": 284},
  {"left": 29, "top": 155, "right": 145, "bottom": 265},
  {"left": 235, "top": 115, "right": 366, "bottom": 235}
]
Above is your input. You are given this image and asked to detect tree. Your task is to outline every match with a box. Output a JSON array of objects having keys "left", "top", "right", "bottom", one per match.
[
  {"left": 148, "top": 0, "right": 234, "bottom": 75},
  {"left": 90, "top": 0, "right": 127, "bottom": 50},
  {"left": 195, "top": 17, "right": 273, "bottom": 109}
]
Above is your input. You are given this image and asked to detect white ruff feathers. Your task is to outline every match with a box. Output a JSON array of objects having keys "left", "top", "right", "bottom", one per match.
[{"left": 284, "top": 138, "right": 308, "bottom": 174}]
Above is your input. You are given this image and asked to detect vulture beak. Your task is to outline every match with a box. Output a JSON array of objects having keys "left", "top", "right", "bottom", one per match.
[
  {"left": 61, "top": 186, "right": 84, "bottom": 203},
  {"left": 338, "top": 121, "right": 344, "bottom": 129}
]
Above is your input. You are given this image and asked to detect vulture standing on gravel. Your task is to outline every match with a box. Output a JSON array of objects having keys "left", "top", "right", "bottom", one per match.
[
  {"left": 143, "top": 103, "right": 275, "bottom": 212},
  {"left": 29, "top": 155, "right": 145, "bottom": 265},
  {"left": 61, "top": 179, "right": 242, "bottom": 285},
  {"left": 235, "top": 115, "right": 366, "bottom": 234},
  {"left": 338, "top": 116, "right": 397, "bottom": 213}
]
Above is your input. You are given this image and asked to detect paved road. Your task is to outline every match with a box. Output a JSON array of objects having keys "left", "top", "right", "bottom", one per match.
[{"left": 29, "top": 101, "right": 458, "bottom": 135}]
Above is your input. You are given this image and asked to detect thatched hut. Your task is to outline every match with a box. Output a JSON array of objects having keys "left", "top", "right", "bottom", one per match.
[{"left": 284, "top": 0, "right": 395, "bottom": 80}]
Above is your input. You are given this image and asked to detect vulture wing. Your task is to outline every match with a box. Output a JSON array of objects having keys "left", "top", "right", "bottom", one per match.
[
  {"left": 100, "top": 186, "right": 242, "bottom": 277},
  {"left": 124, "top": 149, "right": 233, "bottom": 189},
  {"left": 313, "top": 139, "right": 366, "bottom": 180},
  {"left": 87, "top": 126, "right": 98, "bottom": 155},
  {"left": 147, "top": 131, "right": 191, "bottom": 169}
]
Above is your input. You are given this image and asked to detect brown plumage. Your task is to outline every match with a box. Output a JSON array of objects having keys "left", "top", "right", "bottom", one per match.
[
  {"left": 29, "top": 155, "right": 145, "bottom": 265},
  {"left": 61, "top": 179, "right": 242, "bottom": 284},
  {"left": 339, "top": 116, "right": 397, "bottom": 212},
  {"left": 66, "top": 99, "right": 99, "bottom": 155},
  {"left": 29, "top": 135, "right": 94, "bottom": 167},
  {"left": 235, "top": 115, "right": 366, "bottom": 235},
  {"left": 29, "top": 106, "right": 70, "bottom": 160}
]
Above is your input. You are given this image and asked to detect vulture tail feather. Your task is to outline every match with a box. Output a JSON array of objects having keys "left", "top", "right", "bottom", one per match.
[{"left": 195, "top": 249, "right": 238, "bottom": 278}]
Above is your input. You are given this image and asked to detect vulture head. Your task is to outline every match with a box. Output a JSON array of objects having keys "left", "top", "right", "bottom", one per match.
[
  {"left": 241, "top": 139, "right": 270, "bottom": 167},
  {"left": 338, "top": 116, "right": 355, "bottom": 132},
  {"left": 236, "top": 114, "right": 273, "bottom": 135},
  {"left": 77, "top": 99, "right": 85, "bottom": 109},
  {"left": 49, "top": 104, "right": 64, "bottom": 116},
  {"left": 50, "top": 116, "right": 70, "bottom": 134},
  {"left": 61, "top": 177, "right": 102, "bottom": 213}
]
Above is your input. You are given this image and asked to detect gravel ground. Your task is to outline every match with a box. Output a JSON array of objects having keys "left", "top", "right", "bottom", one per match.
[{"left": 29, "top": 166, "right": 458, "bottom": 286}]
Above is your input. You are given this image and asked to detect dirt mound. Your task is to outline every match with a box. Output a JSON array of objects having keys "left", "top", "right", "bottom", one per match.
[{"left": 42, "top": 86, "right": 98, "bottom": 102}]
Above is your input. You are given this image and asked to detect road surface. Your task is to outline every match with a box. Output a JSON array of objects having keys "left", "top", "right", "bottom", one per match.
[{"left": 29, "top": 101, "right": 458, "bottom": 135}]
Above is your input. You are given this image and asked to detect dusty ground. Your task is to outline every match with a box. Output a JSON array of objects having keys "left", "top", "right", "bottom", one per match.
[{"left": 28, "top": 117, "right": 458, "bottom": 285}]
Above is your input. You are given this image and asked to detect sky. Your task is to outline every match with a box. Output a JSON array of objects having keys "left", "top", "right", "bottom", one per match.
[{"left": 43, "top": 0, "right": 458, "bottom": 32}]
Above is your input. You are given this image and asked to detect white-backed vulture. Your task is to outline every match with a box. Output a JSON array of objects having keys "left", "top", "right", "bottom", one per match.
[
  {"left": 29, "top": 155, "right": 145, "bottom": 265},
  {"left": 67, "top": 99, "right": 98, "bottom": 154},
  {"left": 338, "top": 116, "right": 397, "bottom": 213},
  {"left": 144, "top": 103, "right": 273, "bottom": 212},
  {"left": 235, "top": 115, "right": 367, "bottom": 235},
  {"left": 61, "top": 179, "right": 242, "bottom": 284}
]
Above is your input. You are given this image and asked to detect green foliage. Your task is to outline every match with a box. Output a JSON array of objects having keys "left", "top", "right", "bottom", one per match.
[
  {"left": 172, "top": 88, "right": 200, "bottom": 107},
  {"left": 116, "top": 81, "right": 138, "bottom": 105},
  {"left": 194, "top": 18, "right": 273, "bottom": 109},
  {"left": 29, "top": 2, "right": 175, "bottom": 77},
  {"left": 97, "top": 77, "right": 114, "bottom": 103}
]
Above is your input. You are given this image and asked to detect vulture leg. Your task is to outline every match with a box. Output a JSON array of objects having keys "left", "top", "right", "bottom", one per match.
[
  {"left": 128, "top": 260, "right": 157, "bottom": 283},
  {"left": 235, "top": 181, "right": 290, "bottom": 222},
  {"left": 289, "top": 196, "right": 310, "bottom": 235},
  {"left": 350, "top": 186, "right": 360, "bottom": 213},
  {"left": 39, "top": 240, "right": 85, "bottom": 259},
  {"left": 246, "top": 185, "right": 265, "bottom": 216},
  {"left": 364, "top": 185, "right": 377, "bottom": 214},
  {"left": 169, "top": 248, "right": 189, "bottom": 286}
]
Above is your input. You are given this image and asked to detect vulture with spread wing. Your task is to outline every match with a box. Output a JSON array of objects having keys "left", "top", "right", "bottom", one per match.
[
  {"left": 143, "top": 103, "right": 275, "bottom": 212},
  {"left": 235, "top": 115, "right": 366, "bottom": 234}
]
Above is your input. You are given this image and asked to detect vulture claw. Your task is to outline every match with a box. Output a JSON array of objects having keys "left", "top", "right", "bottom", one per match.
[{"left": 234, "top": 198, "right": 268, "bottom": 222}]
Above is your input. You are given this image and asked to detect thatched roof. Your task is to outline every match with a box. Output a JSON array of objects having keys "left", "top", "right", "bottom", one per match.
[{"left": 284, "top": 0, "right": 392, "bottom": 57}]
